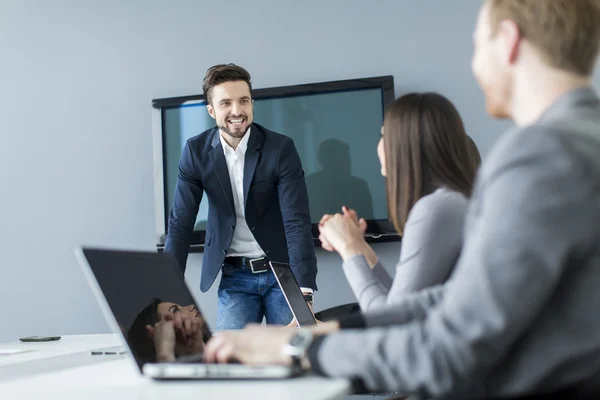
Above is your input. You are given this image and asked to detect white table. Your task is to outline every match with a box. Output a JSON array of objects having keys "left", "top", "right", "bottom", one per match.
[{"left": 0, "top": 334, "right": 350, "bottom": 400}]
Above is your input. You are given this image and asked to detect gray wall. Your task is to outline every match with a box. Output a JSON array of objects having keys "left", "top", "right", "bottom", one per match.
[{"left": 1, "top": 0, "right": 599, "bottom": 342}]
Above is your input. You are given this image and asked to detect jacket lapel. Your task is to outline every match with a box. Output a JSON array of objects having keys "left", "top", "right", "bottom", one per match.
[
  {"left": 243, "top": 125, "right": 264, "bottom": 208},
  {"left": 208, "top": 128, "right": 235, "bottom": 215}
]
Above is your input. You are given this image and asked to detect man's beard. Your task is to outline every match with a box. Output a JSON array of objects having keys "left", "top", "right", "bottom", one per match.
[
  {"left": 484, "top": 90, "right": 511, "bottom": 120},
  {"left": 219, "top": 125, "right": 246, "bottom": 138},
  {"left": 479, "top": 72, "right": 512, "bottom": 120},
  {"left": 218, "top": 114, "right": 249, "bottom": 138}
]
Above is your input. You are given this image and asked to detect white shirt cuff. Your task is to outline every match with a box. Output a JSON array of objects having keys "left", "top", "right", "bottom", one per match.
[{"left": 300, "top": 287, "right": 313, "bottom": 294}]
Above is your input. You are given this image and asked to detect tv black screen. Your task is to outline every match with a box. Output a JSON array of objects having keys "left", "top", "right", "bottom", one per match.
[{"left": 152, "top": 76, "right": 398, "bottom": 251}]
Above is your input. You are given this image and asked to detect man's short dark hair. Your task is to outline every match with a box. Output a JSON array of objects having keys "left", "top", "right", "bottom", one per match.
[{"left": 202, "top": 63, "right": 252, "bottom": 105}]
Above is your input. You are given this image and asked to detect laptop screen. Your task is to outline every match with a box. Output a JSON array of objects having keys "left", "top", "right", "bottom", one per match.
[
  {"left": 80, "top": 248, "right": 211, "bottom": 369},
  {"left": 269, "top": 262, "right": 316, "bottom": 327}
]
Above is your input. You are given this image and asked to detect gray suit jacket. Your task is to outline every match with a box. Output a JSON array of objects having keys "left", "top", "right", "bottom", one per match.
[{"left": 310, "top": 87, "right": 600, "bottom": 399}]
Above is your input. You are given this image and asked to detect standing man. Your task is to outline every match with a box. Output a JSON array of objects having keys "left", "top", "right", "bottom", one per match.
[
  {"left": 164, "top": 64, "right": 317, "bottom": 330},
  {"left": 204, "top": 1, "right": 600, "bottom": 398}
]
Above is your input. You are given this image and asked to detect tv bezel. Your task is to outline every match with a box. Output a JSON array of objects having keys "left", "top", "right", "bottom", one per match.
[{"left": 152, "top": 75, "right": 399, "bottom": 252}]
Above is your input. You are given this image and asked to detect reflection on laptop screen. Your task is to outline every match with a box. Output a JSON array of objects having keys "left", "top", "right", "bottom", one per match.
[{"left": 81, "top": 248, "right": 211, "bottom": 369}]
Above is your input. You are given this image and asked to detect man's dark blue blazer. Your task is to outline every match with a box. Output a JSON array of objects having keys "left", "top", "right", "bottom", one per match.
[{"left": 164, "top": 123, "right": 317, "bottom": 293}]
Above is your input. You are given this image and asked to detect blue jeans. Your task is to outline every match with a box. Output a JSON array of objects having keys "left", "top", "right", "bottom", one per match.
[{"left": 216, "top": 263, "right": 293, "bottom": 330}]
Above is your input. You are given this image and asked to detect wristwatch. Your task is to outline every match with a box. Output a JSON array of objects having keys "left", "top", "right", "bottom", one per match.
[
  {"left": 303, "top": 293, "right": 314, "bottom": 303},
  {"left": 282, "top": 329, "right": 313, "bottom": 368}
]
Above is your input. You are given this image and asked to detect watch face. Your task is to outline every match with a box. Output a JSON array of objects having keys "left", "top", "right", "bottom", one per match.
[
  {"left": 290, "top": 335, "right": 305, "bottom": 347},
  {"left": 284, "top": 330, "right": 313, "bottom": 360},
  {"left": 290, "top": 331, "right": 312, "bottom": 348}
]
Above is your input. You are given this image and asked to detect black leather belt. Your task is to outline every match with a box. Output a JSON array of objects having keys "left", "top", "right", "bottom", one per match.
[{"left": 223, "top": 256, "right": 270, "bottom": 273}]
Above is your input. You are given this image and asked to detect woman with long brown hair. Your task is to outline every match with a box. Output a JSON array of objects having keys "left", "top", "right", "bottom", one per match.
[{"left": 319, "top": 92, "right": 480, "bottom": 311}]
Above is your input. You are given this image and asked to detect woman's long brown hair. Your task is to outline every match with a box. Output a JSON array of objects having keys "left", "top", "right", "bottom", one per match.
[{"left": 383, "top": 92, "right": 478, "bottom": 234}]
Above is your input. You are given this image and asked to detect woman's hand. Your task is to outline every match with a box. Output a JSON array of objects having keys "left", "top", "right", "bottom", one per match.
[
  {"left": 341, "top": 206, "right": 368, "bottom": 233},
  {"left": 318, "top": 213, "right": 335, "bottom": 252},
  {"left": 146, "top": 314, "right": 176, "bottom": 362},
  {"left": 319, "top": 212, "right": 368, "bottom": 260},
  {"left": 319, "top": 206, "right": 367, "bottom": 252}
]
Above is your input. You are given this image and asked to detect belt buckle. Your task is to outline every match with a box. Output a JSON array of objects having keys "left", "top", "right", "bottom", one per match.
[{"left": 249, "top": 257, "right": 268, "bottom": 274}]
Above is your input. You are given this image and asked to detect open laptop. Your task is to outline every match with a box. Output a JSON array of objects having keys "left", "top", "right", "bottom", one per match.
[
  {"left": 76, "top": 247, "right": 302, "bottom": 380},
  {"left": 269, "top": 261, "right": 317, "bottom": 327}
]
